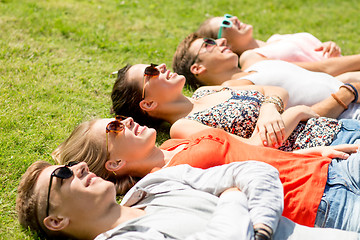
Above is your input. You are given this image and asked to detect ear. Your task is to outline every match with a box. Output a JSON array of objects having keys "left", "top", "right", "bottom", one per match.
[
  {"left": 105, "top": 159, "right": 126, "bottom": 172},
  {"left": 190, "top": 63, "right": 206, "bottom": 76},
  {"left": 139, "top": 100, "right": 158, "bottom": 112},
  {"left": 43, "top": 215, "right": 69, "bottom": 232}
]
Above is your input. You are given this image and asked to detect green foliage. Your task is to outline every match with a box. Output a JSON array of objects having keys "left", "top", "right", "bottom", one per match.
[{"left": 1, "top": 0, "right": 359, "bottom": 238}]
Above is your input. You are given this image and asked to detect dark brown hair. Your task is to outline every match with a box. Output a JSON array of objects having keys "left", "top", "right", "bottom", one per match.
[
  {"left": 111, "top": 64, "right": 163, "bottom": 128},
  {"left": 172, "top": 32, "right": 204, "bottom": 90},
  {"left": 196, "top": 17, "right": 218, "bottom": 39}
]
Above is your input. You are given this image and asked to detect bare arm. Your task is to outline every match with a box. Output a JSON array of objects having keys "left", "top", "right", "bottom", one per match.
[
  {"left": 240, "top": 49, "right": 360, "bottom": 77},
  {"left": 294, "top": 144, "right": 360, "bottom": 159},
  {"left": 170, "top": 118, "right": 263, "bottom": 145},
  {"left": 311, "top": 82, "right": 359, "bottom": 118},
  {"left": 280, "top": 105, "right": 319, "bottom": 140},
  {"left": 294, "top": 54, "right": 360, "bottom": 76}
]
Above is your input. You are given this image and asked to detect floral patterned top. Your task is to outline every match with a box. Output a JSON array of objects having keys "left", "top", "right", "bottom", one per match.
[{"left": 185, "top": 87, "right": 342, "bottom": 151}]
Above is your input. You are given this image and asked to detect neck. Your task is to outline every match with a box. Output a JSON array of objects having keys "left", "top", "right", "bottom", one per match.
[
  {"left": 126, "top": 146, "right": 181, "bottom": 177},
  {"left": 236, "top": 39, "right": 265, "bottom": 56},
  {"left": 150, "top": 94, "right": 194, "bottom": 124},
  {"left": 71, "top": 203, "right": 145, "bottom": 240},
  {"left": 201, "top": 66, "right": 243, "bottom": 86}
]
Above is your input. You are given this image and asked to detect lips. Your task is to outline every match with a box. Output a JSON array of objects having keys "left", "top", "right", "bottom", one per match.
[
  {"left": 86, "top": 173, "right": 97, "bottom": 187},
  {"left": 221, "top": 47, "right": 232, "bottom": 53},
  {"left": 166, "top": 70, "right": 177, "bottom": 80},
  {"left": 134, "top": 124, "right": 146, "bottom": 136}
]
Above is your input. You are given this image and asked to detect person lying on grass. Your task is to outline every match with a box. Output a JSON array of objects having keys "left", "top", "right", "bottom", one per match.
[
  {"left": 17, "top": 160, "right": 360, "bottom": 240},
  {"left": 53, "top": 116, "right": 360, "bottom": 231}
]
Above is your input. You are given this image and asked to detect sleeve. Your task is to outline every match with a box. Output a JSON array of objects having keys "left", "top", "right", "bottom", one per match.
[
  {"left": 103, "top": 191, "right": 254, "bottom": 240},
  {"left": 185, "top": 191, "right": 254, "bottom": 240},
  {"left": 151, "top": 161, "right": 283, "bottom": 232}
]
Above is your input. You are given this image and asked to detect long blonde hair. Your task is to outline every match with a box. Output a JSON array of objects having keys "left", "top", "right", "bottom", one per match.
[{"left": 52, "top": 119, "right": 138, "bottom": 195}]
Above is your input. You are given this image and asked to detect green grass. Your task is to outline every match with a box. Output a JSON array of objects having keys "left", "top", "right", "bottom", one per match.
[{"left": 1, "top": 0, "right": 360, "bottom": 239}]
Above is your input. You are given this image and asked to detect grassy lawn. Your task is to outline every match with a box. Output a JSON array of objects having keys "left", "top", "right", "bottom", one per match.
[{"left": 1, "top": 0, "right": 360, "bottom": 239}]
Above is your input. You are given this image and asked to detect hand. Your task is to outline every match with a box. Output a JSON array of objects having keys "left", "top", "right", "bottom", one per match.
[
  {"left": 254, "top": 224, "right": 273, "bottom": 240},
  {"left": 314, "top": 41, "right": 341, "bottom": 58},
  {"left": 256, "top": 103, "right": 285, "bottom": 148},
  {"left": 295, "top": 144, "right": 360, "bottom": 159},
  {"left": 220, "top": 187, "right": 240, "bottom": 197}
]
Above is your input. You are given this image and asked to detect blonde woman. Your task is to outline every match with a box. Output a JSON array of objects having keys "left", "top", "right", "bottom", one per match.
[{"left": 52, "top": 116, "right": 360, "bottom": 231}]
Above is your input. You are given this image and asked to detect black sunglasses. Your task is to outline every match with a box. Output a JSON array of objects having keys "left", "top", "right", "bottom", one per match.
[{"left": 46, "top": 161, "right": 80, "bottom": 216}]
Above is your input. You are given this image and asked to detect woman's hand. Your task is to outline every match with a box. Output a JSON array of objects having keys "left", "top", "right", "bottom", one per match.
[
  {"left": 294, "top": 144, "right": 360, "bottom": 159},
  {"left": 315, "top": 41, "right": 341, "bottom": 58},
  {"left": 256, "top": 103, "right": 285, "bottom": 148}
]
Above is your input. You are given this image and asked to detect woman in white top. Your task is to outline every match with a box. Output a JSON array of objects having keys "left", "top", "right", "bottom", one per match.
[
  {"left": 172, "top": 33, "right": 360, "bottom": 120},
  {"left": 195, "top": 14, "right": 360, "bottom": 83}
]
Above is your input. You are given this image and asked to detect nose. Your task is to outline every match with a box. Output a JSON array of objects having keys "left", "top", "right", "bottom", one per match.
[
  {"left": 72, "top": 161, "right": 89, "bottom": 178},
  {"left": 157, "top": 63, "right": 167, "bottom": 73},
  {"left": 122, "top": 117, "right": 134, "bottom": 128},
  {"left": 217, "top": 38, "right": 227, "bottom": 46}
]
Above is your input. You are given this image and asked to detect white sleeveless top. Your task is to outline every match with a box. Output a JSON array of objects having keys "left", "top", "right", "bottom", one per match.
[{"left": 239, "top": 60, "right": 342, "bottom": 107}]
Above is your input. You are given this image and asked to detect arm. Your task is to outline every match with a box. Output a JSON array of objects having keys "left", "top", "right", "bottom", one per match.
[
  {"left": 148, "top": 162, "right": 283, "bottom": 232},
  {"left": 185, "top": 190, "right": 254, "bottom": 240},
  {"left": 311, "top": 82, "right": 359, "bottom": 118},
  {"left": 170, "top": 118, "right": 263, "bottom": 146},
  {"left": 240, "top": 48, "right": 360, "bottom": 77},
  {"left": 112, "top": 190, "right": 255, "bottom": 240},
  {"left": 254, "top": 86, "right": 289, "bottom": 147},
  {"left": 294, "top": 54, "right": 360, "bottom": 76},
  {"left": 293, "top": 144, "right": 360, "bottom": 159},
  {"left": 280, "top": 105, "right": 319, "bottom": 140}
]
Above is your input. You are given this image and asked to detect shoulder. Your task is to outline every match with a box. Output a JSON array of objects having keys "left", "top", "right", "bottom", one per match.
[{"left": 240, "top": 50, "right": 268, "bottom": 70}]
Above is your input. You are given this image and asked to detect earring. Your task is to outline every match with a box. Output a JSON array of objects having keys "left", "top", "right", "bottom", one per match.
[
  {"left": 113, "top": 171, "right": 117, "bottom": 176},
  {"left": 195, "top": 74, "right": 198, "bottom": 77}
]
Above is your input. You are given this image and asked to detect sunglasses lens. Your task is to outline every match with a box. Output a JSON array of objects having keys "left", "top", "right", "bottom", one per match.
[
  {"left": 67, "top": 161, "right": 79, "bottom": 167},
  {"left": 223, "top": 20, "right": 231, "bottom": 26},
  {"left": 144, "top": 64, "right": 159, "bottom": 76},
  {"left": 107, "top": 121, "right": 124, "bottom": 132},
  {"left": 115, "top": 115, "right": 127, "bottom": 121},
  {"left": 204, "top": 38, "right": 216, "bottom": 45},
  {"left": 54, "top": 167, "right": 73, "bottom": 179}
]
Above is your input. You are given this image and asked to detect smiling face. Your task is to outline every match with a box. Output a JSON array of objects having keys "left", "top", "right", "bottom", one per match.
[
  {"left": 91, "top": 117, "right": 157, "bottom": 164},
  {"left": 209, "top": 16, "right": 254, "bottom": 54},
  {"left": 127, "top": 63, "right": 186, "bottom": 104},
  {"left": 35, "top": 162, "right": 117, "bottom": 230},
  {"left": 189, "top": 38, "right": 239, "bottom": 75}
]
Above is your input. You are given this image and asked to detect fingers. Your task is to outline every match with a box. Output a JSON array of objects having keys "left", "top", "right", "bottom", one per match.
[
  {"left": 315, "top": 42, "right": 341, "bottom": 57},
  {"left": 258, "top": 125, "right": 269, "bottom": 147},
  {"left": 259, "top": 122, "right": 285, "bottom": 148},
  {"left": 325, "top": 150, "right": 350, "bottom": 159}
]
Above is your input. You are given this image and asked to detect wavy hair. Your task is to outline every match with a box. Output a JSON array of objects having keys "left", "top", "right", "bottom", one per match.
[{"left": 52, "top": 119, "right": 139, "bottom": 195}]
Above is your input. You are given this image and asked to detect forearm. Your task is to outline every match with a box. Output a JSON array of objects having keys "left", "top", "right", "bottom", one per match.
[
  {"left": 262, "top": 86, "right": 289, "bottom": 108},
  {"left": 185, "top": 191, "right": 253, "bottom": 240},
  {"left": 178, "top": 162, "right": 283, "bottom": 230},
  {"left": 311, "top": 86, "right": 355, "bottom": 118},
  {"left": 281, "top": 105, "right": 318, "bottom": 140},
  {"left": 295, "top": 54, "right": 360, "bottom": 76}
]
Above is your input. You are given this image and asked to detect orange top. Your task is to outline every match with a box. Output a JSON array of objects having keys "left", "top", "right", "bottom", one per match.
[{"left": 157, "top": 129, "right": 331, "bottom": 227}]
